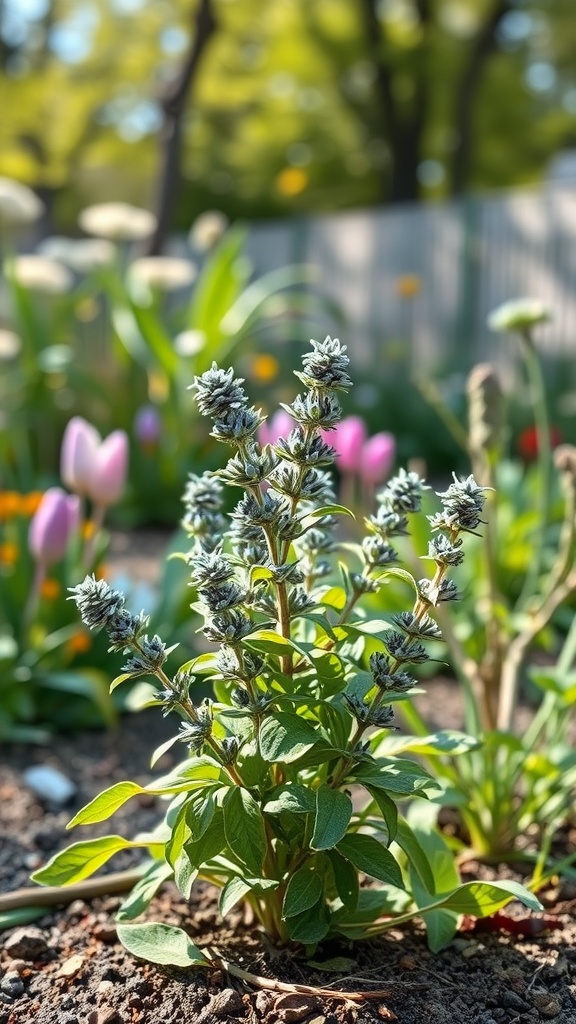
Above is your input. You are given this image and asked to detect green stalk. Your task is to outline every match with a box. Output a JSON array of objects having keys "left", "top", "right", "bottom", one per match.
[{"left": 516, "top": 329, "right": 551, "bottom": 607}]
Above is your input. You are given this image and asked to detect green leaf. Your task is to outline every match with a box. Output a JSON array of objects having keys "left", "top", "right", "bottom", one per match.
[
  {"left": 311, "top": 786, "right": 352, "bottom": 851},
  {"left": 379, "top": 731, "right": 481, "bottom": 757},
  {"left": 393, "top": 818, "right": 436, "bottom": 894},
  {"left": 299, "top": 504, "right": 355, "bottom": 531},
  {"left": 219, "top": 877, "right": 252, "bottom": 918},
  {"left": 263, "top": 784, "right": 315, "bottom": 815},
  {"left": 427, "top": 880, "right": 542, "bottom": 918},
  {"left": 150, "top": 734, "right": 181, "bottom": 768},
  {"left": 334, "top": 886, "right": 410, "bottom": 929},
  {"left": 186, "top": 790, "right": 217, "bottom": 841},
  {"left": 307, "top": 957, "right": 358, "bottom": 972},
  {"left": 376, "top": 567, "right": 420, "bottom": 599},
  {"left": 259, "top": 713, "right": 319, "bottom": 763},
  {"left": 67, "top": 782, "right": 145, "bottom": 828},
  {"left": 165, "top": 800, "right": 193, "bottom": 868},
  {"left": 173, "top": 855, "right": 198, "bottom": 901},
  {"left": 31, "top": 836, "right": 161, "bottom": 887},
  {"left": 337, "top": 834, "right": 403, "bottom": 888},
  {"left": 184, "top": 807, "right": 226, "bottom": 872},
  {"left": 351, "top": 759, "right": 439, "bottom": 796},
  {"left": 116, "top": 922, "right": 207, "bottom": 967},
  {"left": 285, "top": 899, "right": 330, "bottom": 944},
  {"left": 246, "top": 629, "right": 311, "bottom": 663},
  {"left": 282, "top": 866, "right": 324, "bottom": 918},
  {"left": 116, "top": 861, "right": 173, "bottom": 922},
  {"left": 365, "top": 786, "right": 398, "bottom": 844},
  {"left": 219, "top": 875, "right": 277, "bottom": 918},
  {"left": 326, "top": 849, "right": 359, "bottom": 912},
  {"left": 249, "top": 565, "right": 276, "bottom": 585},
  {"left": 223, "top": 788, "right": 267, "bottom": 875}
]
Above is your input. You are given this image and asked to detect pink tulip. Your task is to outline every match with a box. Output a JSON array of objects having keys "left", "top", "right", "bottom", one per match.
[
  {"left": 29, "top": 487, "right": 80, "bottom": 566},
  {"left": 360, "top": 432, "right": 396, "bottom": 486},
  {"left": 87, "top": 430, "right": 129, "bottom": 506},
  {"left": 258, "top": 410, "right": 295, "bottom": 447},
  {"left": 328, "top": 416, "right": 367, "bottom": 474},
  {"left": 134, "top": 404, "right": 161, "bottom": 447},
  {"left": 60, "top": 417, "right": 100, "bottom": 496}
]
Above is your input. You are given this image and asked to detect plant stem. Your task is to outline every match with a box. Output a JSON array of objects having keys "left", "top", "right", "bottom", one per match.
[{"left": 516, "top": 329, "right": 551, "bottom": 607}]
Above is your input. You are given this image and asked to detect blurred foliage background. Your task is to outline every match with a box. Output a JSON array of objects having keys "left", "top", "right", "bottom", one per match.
[{"left": 1, "top": 0, "right": 576, "bottom": 240}]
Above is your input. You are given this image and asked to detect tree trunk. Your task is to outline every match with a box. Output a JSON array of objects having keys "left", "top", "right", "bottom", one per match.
[
  {"left": 450, "top": 0, "right": 512, "bottom": 196},
  {"left": 360, "top": 0, "right": 430, "bottom": 204},
  {"left": 146, "top": 0, "right": 217, "bottom": 255}
]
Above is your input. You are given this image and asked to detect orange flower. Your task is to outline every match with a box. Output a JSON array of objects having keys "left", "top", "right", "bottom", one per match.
[
  {"left": 40, "top": 577, "right": 61, "bottom": 600},
  {"left": 395, "top": 274, "right": 421, "bottom": 299},
  {"left": 0, "top": 541, "right": 18, "bottom": 565},
  {"left": 95, "top": 563, "right": 108, "bottom": 580},
  {"left": 251, "top": 353, "right": 280, "bottom": 383},
  {"left": 21, "top": 491, "right": 44, "bottom": 516},
  {"left": 67, "top": 630, "right": 92, "bottom": 656},
  {"left": 0, "top": 492, "right": 22, "bottom": 520}
]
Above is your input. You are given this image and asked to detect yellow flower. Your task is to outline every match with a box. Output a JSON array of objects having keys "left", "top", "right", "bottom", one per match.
[
  {"left": 276, "top": 167, "right": 308, "bottom": 197},
  {"left": 251, "top": 353, "right": 280, "bottom": 383},
  {"left": 395, "top": 274, "right": 421, "bottom": 299},
  {"left": 81, "top": 519, "right": 97, "bottom": 541},
  {"left": 40, "top": 578, "right": 61, "bottom": 600},
  {"left": 0, "top": 541, "right": 18, "bottom": 565}
]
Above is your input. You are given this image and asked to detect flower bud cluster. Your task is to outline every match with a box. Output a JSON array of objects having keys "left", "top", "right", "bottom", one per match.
[
  {"left": 429, "top": 474, "right": 486, "bottom": 535},
  {"left": 182, "top": 474, "right": 227, "bottom": 552},
  {"left": 357, "top": 469, "right": 427, "bottom": 585},
  {"left": 178, "top": 699, "right": 213, "bottom": 752}
]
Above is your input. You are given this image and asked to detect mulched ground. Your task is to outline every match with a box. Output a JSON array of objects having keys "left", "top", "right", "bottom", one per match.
[
  {"left": 1, "top": 703, "right": 576, "bottom": 1024},
  {"left": 1, "top": 532, "right": 576, "bottom": 1024}
]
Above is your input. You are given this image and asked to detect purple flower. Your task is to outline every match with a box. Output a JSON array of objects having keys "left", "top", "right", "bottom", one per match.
[
  {"left": 328, "top": 416, "right": 367, "bottom": 474},
  {"left": 87, "top": 430, "right": 129, "bottom": 507},
  {"left": 360, "top": 432, "right": 395, "bottom": 486},
  {"left": 258, "top": 410, "right": 295, "bottom": 447},
  {"left": 134, "top": 405, "right": 161, "bottom": 448},
  {"left": 60, "top": 417, "right": 100, "bottom": 497},
  {"left": 29, "top": 487, "right": 80, "bottom": 566}
]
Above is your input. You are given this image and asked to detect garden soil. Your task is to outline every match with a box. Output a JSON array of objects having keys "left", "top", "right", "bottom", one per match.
[{"left": 1, "top": 534, "right": 576, "bottom": 1024}]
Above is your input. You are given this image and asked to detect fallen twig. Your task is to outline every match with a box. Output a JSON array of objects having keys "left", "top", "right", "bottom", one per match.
[{"left": 0, "top": 869, "right": 144, "bottom": 914}]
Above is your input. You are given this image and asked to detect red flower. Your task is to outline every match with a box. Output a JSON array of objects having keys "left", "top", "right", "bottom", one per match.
[{"left": 517, "top": 425, "right": 562, "bottom": 461}]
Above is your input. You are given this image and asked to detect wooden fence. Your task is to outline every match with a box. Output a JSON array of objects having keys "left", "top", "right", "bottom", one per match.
[{"left": 247, "top": 183, "right": 576, "bottom": 382}]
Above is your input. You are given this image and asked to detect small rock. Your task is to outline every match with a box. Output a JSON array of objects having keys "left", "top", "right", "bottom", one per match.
[
  {"left": 97, "top": 981, "right": 115, "bottom": 998},
  {"left": 273, "top": 993, "right": 321, "bottom": 1022},
  {"left": 32, "top": 827, "right": 64, "bottom": 852},
  {"left": 93, "top": 922, "right": 117, "bottom": 943},
  {"left": 531, "top": 990, "right": 563, "bottom": 1019},
  {"left": 206, "top": 988, "right": 244, "bottom": 1017},
  {"left": 501, "top": 991, "right": 530, "bottom": 1012},
  {"left": 4, "top": 927, "right": 49, "bottom": 961},
  {"left": 66, "top": 899, "right": 88, "bottom": 918},
  {"left": 255, "top": 991, "right": 271, "bottom": 1014},
  {"left": 23, "top": 765, "right": 76, "bottom": 806},
  {"left": 22, "top": 852, "right": 41, "bottom": 870},
  {"left": 5, "top": 960, "right": 27, "bottom": 975},
  {"left": 0, "top": 973, "right": 24, "bottom": 998},
  {"left": 461, "top": 941, "right": 484, "bottom": 958},
  {"left": 56, "top": 954, "right": 85, "bottom": 979}
]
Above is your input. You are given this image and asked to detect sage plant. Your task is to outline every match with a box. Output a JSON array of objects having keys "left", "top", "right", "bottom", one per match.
[{"left": 33, "top": 338, "right": 539, "bottom": 961}]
